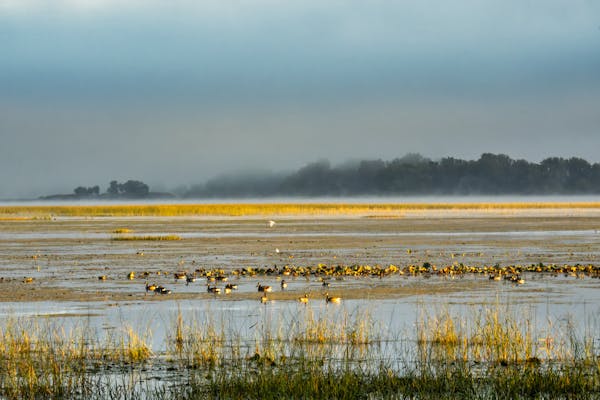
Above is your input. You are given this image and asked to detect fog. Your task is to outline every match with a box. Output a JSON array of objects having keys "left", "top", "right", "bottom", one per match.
[{"left": 1, "top": 0, "right": 599, "bottom": 198}]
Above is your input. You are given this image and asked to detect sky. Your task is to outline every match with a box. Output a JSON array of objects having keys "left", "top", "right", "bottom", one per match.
[{"left": 0, "top": 0, "right": 599, "bottom": 197}]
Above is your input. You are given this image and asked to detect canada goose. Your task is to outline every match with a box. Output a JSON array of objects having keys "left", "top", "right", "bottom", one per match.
[
  {"left": 322, "top": 281, "right": 330, "bottom": 288},
  {"left": 216, "top": 275, "right": 228, "bottom": 282},
  {"left": 127, "top": 271, "right": 135, "bottom": 280},
  {"left": 260, "top": 294, "right": 268, "bottom": 303},
  {"left": 154, "top": 286, "right": 171, "bottom": 295},
  {"left": 207, "top": 285, "right": 221, "bottom": 294},
  {"left": 174, "top": 272, "right": 187, "bottom": 281},
  {"left": 298, "top": 293, "right": 309, "bottom": 304},
  {"left": 224, "top": 287, "right": 232, "bottom": 294},
  {"left": 225, "top": 283, "right": 238, "bottom": 290},
  {"left": 98, "top": 275, "right": 107, "bottom": 281},
  {"left": 23, "top": 277, "right": 34, "bottom": 284},
  {"left": 257, "top": 283, "right": 272, "bottom": 293},
  {"left": 280, "top": 280, "right": 288, "bottom": 290},
  {"left": 325, "top": 293, "right": 341, "bottom": 304},
  {"left": 186, "top": 274, "right": 196, "bottom": 285},
  {"left": 145, "top": 282, "right": 157, "bottom": 293}
]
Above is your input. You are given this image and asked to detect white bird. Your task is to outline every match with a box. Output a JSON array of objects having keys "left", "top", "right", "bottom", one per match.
[{"left": 267, "top": 220, "right": 276, "bottom": 228}]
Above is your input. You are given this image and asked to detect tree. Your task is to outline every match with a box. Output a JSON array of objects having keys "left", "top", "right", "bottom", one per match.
[
  {"left": 107, "top": 181, "right": 119, "bottom": 195},
  {"left": 120, "top": 180, "right": 150, "bottom": 197}
]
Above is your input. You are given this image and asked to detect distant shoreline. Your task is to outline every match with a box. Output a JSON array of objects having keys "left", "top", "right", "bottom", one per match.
[{"left": 2, "top": 200, "right": 600, "bottom": 218}]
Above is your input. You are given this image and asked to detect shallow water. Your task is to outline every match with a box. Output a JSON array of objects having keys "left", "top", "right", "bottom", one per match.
[{"left": 0, "top": 213, "right": 599, "bottom": 358}]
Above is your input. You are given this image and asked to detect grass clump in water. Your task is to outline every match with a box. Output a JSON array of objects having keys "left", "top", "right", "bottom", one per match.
[
  {"left": 111, "top": 234, "right": 181, "bottom": 241},
  {"left": 113, "top": 228, "right": 133, "bottom": 234}
]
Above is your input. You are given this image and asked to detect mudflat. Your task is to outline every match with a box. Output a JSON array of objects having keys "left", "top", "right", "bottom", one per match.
[{"left": 0, "top": 207, "right": 599, "bottom": 303}]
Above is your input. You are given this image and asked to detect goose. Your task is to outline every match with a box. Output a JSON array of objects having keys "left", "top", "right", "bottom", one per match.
[
  {"left": 174, "top": 272, "right": 187, "bottom": 281},
  {"left": 257, "top": 283, "right": 272, "bottom": 293},
  {"left": 260, "top": 294, "right": 269, "bottom": 304},
  {"left": 225, "top": 283, "right": 238, "bottom": 290},
  {"left": 127, "top": 271, "right": 135, "bottom": 280},
  {"left": 325, "top": 293, "right": 341, "bottom": 304},
  {"left": 298, "top": 293, "right": 309, "bottom": 304},
  {"left": 145, "top": 282, "right": 157, "bottom": 293},
  {"left": 207, "top": 285, "right": 221, "bottom": 294},
  {"left": 98, "top": 275, "right": 107, "bottom": 281},
  {"left": 280, "top": 280, "right": 288, "bottom": 290},
  {"left": 154, "top": 286, "right": 171, "bottom": 295},
  {"left": 186, "top": 274, "right": 196, "bottom": 285}
]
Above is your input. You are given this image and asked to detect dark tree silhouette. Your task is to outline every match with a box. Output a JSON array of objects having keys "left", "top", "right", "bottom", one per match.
[{"left": 184, "top": 153, "right": 600, "bottom": 197}]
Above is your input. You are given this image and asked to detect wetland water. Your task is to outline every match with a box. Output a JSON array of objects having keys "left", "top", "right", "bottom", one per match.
[{"left": 0, "top": 211, "right": 599, "bottom": 356}]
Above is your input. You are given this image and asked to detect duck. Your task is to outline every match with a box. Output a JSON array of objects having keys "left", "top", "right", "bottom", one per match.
[
  {"left": 325, "top": 293, "right": 341, "bottom": 304},
  {"left": 298, "top": 293, "right": 309, "bottom": 304},
  {"left": 257, "top": 283, "right": 272, "bottom": 292},
  {"left": 280, "top": 280, "right": 288, "bottom": 290}
]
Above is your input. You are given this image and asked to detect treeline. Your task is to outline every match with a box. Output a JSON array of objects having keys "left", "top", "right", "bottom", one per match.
[
  {"left": 184, "top": 153, "right": 600, "bottom": 197},
  {"left": 41, "top": 180, "right": 174, "bottom": 200}
]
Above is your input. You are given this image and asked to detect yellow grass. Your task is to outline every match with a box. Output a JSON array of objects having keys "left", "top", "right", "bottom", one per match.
[
  {"left": 113, "top": 228, "right": 133, "bottom": 234},
  {"left": 111, "top": 234, "right": 181, "bottom": 241},
  {"left": 1, "top": 202, "right": 600, "bottom": 217}
]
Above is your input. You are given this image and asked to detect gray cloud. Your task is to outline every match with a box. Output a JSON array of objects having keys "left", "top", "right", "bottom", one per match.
[{"left": 0, "top": 0, "right": 599, "bottom": 197}]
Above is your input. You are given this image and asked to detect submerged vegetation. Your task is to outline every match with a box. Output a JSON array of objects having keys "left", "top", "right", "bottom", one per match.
[
  {"left": 2, "top": 201, "right": 600, "bottom": 218},
  {"left": 0, "top": 304, "right": 598, "bottom": 399}
]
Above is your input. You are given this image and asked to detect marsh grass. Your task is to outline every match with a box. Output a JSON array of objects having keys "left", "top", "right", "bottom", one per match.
[
  {"left": 111, "top": 234, "right": 181, "bottom": 241},
  {"left": 0, "top": 304, "right": 599, "bottom": 399},
  {"left": 0, "top": 318, "right": 155, "bottom": 399},
  {"left": 2, "top": 202, "right": 600, "bottom": 217},
  {"left": 112, "top": 228, "right": 133, "bottom": 234},
  {"left": 193, "top": 304, "right": 600, "bottom": 399}
]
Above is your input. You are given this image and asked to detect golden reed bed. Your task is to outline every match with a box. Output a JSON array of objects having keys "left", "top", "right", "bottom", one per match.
[{"left": 1, "top": 202, "right": 600, "bottom": 217}]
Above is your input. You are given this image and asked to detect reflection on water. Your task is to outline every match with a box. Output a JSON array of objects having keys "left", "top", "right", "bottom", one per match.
[{"left": 0, "top": 274, "right": 598, "bottom": 356}]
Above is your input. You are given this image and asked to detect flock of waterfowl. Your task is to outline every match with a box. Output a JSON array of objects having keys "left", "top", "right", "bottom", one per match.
[
  {"left": 138, "top": 272, "right": 341, "bottom": 304},
  {"left": 87, "top": 260, "right": 600, "bottom": 304}
]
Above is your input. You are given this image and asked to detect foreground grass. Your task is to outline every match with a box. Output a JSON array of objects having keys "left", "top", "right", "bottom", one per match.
[
  {"left": 0, "top": 305, "right": 599, "bottom": 399},
  {"left": 2, "top": 202, "right": 600, "bottom": 217}
]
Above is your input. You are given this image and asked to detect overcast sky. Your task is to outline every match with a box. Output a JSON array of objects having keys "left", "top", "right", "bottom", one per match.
[{"left": 1, "top": 0, "right": 599, "bottom": 197}]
